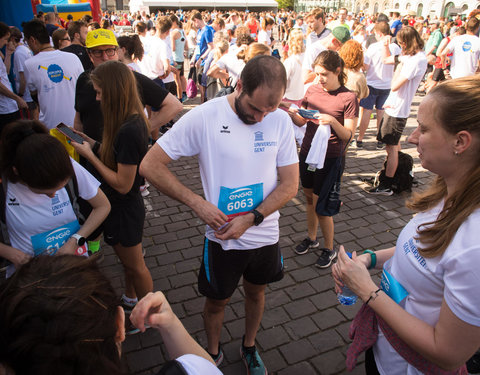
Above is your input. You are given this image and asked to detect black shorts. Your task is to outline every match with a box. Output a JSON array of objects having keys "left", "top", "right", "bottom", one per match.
[
  {"left": 103, "top": 195, "right": 145, "bottom": 247},
  {"left": 174, "top": 61, "right": 184, "bottom": 76},
  {"left": 376, "top": 113, "right": 407, "bottom": 146},
  {"left": 432, "top": 67, "right": 445, "bottom": 82},
  {"left": 163, "top": 81, "right": 177, "bottom": 96},
  {"left": 198, "top": 238, "right": 284, "bottom": 300},
  {"left": 299, "top": 154, "right": 344, "bottom": 217}
]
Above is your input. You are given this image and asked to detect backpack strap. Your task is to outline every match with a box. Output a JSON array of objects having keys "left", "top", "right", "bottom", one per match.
[{"left": 65, "top": 173, "right": 86, "bottom": 225}]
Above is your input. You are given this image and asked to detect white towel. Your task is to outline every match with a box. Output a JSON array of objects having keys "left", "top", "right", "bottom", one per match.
[{"left": 305, "top": 124, "right": 331, "bottom": 170}]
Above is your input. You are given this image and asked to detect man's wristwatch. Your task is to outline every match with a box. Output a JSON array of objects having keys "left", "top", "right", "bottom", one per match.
[
  {"left": 251, "top": 209, "right": 264, "bottom": 226},
  {"left": 71, "top": 233, "right": 86, "bottom": 246}
]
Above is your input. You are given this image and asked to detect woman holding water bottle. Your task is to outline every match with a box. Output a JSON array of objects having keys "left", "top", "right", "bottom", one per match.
[{"left": 333, "top": 76, "right": 480, "bottom": 375}]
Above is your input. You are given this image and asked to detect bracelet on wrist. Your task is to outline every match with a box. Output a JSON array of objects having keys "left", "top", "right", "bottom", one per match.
[
  {"left": 363, "top": 249, "right": 376, "bottom": 269},
  {"left": 365, "top": 288, "right": 381, "bottom": 305}
]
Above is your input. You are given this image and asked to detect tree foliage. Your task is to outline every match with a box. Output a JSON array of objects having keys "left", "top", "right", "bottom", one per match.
[{"left": 276, "top": 0, "right": 294, "bottom": 10}]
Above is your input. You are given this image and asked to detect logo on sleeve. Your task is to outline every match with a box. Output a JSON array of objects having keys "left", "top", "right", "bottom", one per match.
[{"left": 7, "top": 197, "right": 19, "bottom": 206}]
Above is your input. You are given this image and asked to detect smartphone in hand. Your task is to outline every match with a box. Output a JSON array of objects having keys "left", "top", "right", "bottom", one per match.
[
  {"left": 56, "top": 123, "right": 84, "bottom": 144},
  {"left": 297, "top": 109, "right": 320, "bottom": 120}
]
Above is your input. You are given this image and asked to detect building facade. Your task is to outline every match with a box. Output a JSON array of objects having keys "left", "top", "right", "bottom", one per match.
[{"left": 295, "top": 0, "right": 480, "bottom": 17}]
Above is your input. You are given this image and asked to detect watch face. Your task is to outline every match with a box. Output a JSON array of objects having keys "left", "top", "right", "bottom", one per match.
[{"left": 77, "top": 237, "right": 86, "bottom": 246}]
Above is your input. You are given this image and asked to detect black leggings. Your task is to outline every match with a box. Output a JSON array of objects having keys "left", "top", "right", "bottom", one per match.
[{"left": 365, "top": 347, "right": 381, "bottom": 375}]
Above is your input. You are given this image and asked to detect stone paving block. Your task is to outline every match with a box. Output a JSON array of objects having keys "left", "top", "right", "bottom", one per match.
[
  {"left": 308, "top": 328, "right": 344, "bottom": 354},
  {"left": 165, "top": 238, "right": 191, "bottom": 252},
  {"left": 126, "top": 346, "right": 164, "bottom": 373},
  {"left": 310, "top": 290, "right": 338, "bottom": 311},
  {"left": 311, "top": 308, "right": 347, "bottom": 330},
  {"left": 165, "top": 285, "right": 197, "bottom": 304},
  {"left": 278, "top": 361, "right": 317, "bottom": 375},
  {"left": 268, "top": 273, "right": 296, "bottom": 290},
  {"left": 152, "top": 277, "right": 171, "bottom": 292},
  {"left": 335, "top": 321, "right": 352, "bottom": 343},
  {"left": 261, "top": 306, "right": 290, "bottom": 329},
  {"left": 356, "top": 236, "right": 381, "bottom": 249},
  {"left": 284, "top": 316, "right": 319, "bottom": 340},
  {"left": 152, "top": 231, "right": 177, "bottom": 244},
  {"left": 309, "top": 274, "right": 335, "bottom": 293},
  {"left": 279, "top": 338, "right": 318, "bottom": 364},
  {"left": 290, "top": 266, "right": 319, "bottom": 283},
  {"left": 256, "top": 325, "right": 290, "bottom": 351},
  {"left": 284, "top": 298, "right": 318, "bottom": 319},
  {"left": 265, "top": 289, "right": 291, "bottom": 309},
  {"left": 284, "top": 282, "right": 317, "bottom": 300},
  {"left": 225, "top": 317, "right": 245, "bottom": 340},
  {"left": 311, "top": 349, "right": 346, "bottom": 375},
  {"left": 169, "top": 271, "right": 197, "bottom": 289},
  {"left": 139, "top": 328, "right": 163, "bottom": 348},
  {"left": 155, "top": 251, "right": 183, "bottom": 266}
]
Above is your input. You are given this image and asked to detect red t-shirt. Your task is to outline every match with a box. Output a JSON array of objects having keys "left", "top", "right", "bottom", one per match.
[{"left": 300, "top": 85, "right": 358, "bottom": 158}]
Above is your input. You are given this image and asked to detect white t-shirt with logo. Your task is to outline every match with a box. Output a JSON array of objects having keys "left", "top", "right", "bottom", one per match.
[
  {"left": 373, "top": 201, "right": 480, "bottom": 375},
  {"left": 157, "top": 96, "right": 298, "bottom": 250},
  {"left": 24, "top": 50, "right": 84, "bottom": 128},
  {"left": 445, "top": 34, "right": 480, "bottom": 79},
  {"left": 364, "top": 41, "right": 402, "bottom": 90},
  {"left": 5, "top": 159, "right": 100, "bottom": 277},
  {"left": 13, "top": 44, "right": 34, "bottom": 103},
  {"left": 384, "top": 51, "right": 427, "bottom": 119},
  {"left": 214, "top": 51, "right": 245, "bottom": 87}
]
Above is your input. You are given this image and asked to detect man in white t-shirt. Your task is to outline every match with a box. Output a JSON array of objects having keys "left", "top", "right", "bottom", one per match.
[
  {"left": 155, "top": 16, "right": 177, "bottom": 96},
  {"left": 305, "top": 8, "right": 332, "bottom": 49},
  {"left": 355, "top": 21, "right": 401, "bottom": 149},
  {"left": 23, "top": 19, "right": 83, "bottom": 129},
  {"left": 441, "top": 17, "right": 480, "bottom": 79},
  {"left": 140, "top": 56, "right": 298, "bottom": 375}
]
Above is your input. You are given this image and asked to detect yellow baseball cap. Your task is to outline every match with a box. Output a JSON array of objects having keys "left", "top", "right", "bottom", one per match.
[{"left": 85, "top": 29, "right": 119, "bottom": 49}]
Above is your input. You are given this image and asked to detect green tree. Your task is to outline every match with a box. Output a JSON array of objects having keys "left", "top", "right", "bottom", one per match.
[{"left": 276, "top": 0, "right": 294, "bottom": 10}]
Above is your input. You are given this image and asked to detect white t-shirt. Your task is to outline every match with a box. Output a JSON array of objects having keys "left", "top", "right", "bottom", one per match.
[
  {"left": 175, "top": 354, "right": 223, "bottom": 375},
  {"left": 283, "top": 53, "right": 305, "bottom": 100},
  {"left": 384, "top": 51, "right": 427, "bottom": 119},
  {"left": 24, "top": 50, "right": 83, "bottom": 128},
  {"left": 302, "top": 40, "right": 327, "bottom": 73},
  {"left": 5, "top": 160, "right": 100, "bottom": 277},
  {"left": 141, "top": 36, "right": 165, "bottom": 80},
  {"left": 0, "top": 54, "right": 18, "bottom": 115},
  {"left": 13, "top": 44, "right": 34, "bottom": 103},
  {"left": 257, "top": 29, "right": 271, "bottom": 46},
  {"left": 373, "top": 201, "right": 480, "bottom": 375},
  {"left": 215, "top": 52, "right": 245, "bottom": 87},
  {"left": 364, "top": 41, "right": 402, "bottom": 89},
  {"left": 445, "top": 34, "right": 480, "bottom": 79},
  {"left": 157, "top": 96, "right": 298, "bottom": 250},
  {"left": 159, "top": 37, "right": 175, "bottom": 83}
]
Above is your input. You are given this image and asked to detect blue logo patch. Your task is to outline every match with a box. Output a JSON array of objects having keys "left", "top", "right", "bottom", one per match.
[
  {"left": 462, "top": 41, "right": 472, "bottom": 52},
  {"left": 38, "top": 64, "right": 71, "bottom": 83}
]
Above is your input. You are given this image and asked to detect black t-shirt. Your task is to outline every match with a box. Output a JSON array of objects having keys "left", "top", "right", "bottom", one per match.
[
  {"left": 75, "top": 69, "right": 169, "bottom": 142},
  {"left": 61, "top": 44, "right": 94, "bottom": 71},
  {"left": 101, "top": 114, "right": 148, "bottom": 203}
]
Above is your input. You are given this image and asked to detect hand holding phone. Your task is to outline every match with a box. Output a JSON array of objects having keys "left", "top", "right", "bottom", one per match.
[{"left": 56, "top": 123, "right": 84, "bottom": 144}]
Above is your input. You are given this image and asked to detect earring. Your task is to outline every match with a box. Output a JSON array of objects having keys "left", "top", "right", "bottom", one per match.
[{"left": 454, "top": 151, "right": 459, "bottom": 156}]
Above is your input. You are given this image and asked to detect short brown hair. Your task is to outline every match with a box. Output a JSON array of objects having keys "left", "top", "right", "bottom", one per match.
[
  {"left": 466, "top": 16, "right": 480, "bottom": 32},
  {"left": 156, "top": 16, "right": 172, "bottom": 35},
  {"left": 67, "top": 20, "right": 86, "bottom": 40},
  {"left": 307, "top": 8, "right": 325, "bottom": 23},
  {"left": 374, "top": 21, "right": 390, "bottom": 36}
]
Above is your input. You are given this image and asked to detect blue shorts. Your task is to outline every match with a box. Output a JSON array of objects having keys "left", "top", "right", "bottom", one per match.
[{"left": 359, "top": 86, "right": 390, "bottom": 110}]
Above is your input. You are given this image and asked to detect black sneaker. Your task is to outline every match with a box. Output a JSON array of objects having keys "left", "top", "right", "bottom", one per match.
[
  {"left": 355, "top": 140, "right": 363, "bottom": 149},
  {"left": 368, "top": 185, "right": 393, "bottom": 196},
  {"left": 376, "top": 141, "right": 385, "bottom": 149},
  {"left": 315, "top": 248, "right": 337, "bottom": 268},
  {"left": 294, "top": 237, "right": 320, "bottom": 255},
  {"left": 207, "top": 345, "right": 224, "bottom": 367}
]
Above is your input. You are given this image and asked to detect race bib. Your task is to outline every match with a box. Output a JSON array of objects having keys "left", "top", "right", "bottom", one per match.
[
  {"left": 218, "top": 183, "right": 263, "bottom": 220},
  {"left": 31, "top": 220, "right": 81, "bottom": 257},
  {"left": 381, "top": 268, "right": 409, "bottom": 304}
]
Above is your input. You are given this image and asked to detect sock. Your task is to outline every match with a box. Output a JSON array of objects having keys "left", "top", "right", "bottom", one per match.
[
  {"left": 87, "top": 240, "right": 100, "bottom": 253},
  {"left": 122, "top": 294, "right": 138, "bottom": 307}
]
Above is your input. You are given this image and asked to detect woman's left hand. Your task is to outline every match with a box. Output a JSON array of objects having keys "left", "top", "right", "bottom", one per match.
[
  {"left": 318, "top": 113, "right": 337, "bottom": 127},
  {"left": 333, "top": 245, "right": 377, "bottom": 300},
  {"left": 57, "top": 237, "right": 79, "bottom": 256},
  {"left": 71, "top": 139, "right": 94, "bottom": 159}
]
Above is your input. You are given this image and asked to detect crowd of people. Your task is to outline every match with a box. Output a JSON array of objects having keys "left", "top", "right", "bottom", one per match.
[{"left": 0, "top": 5, "right": 479, "bottom": 375}]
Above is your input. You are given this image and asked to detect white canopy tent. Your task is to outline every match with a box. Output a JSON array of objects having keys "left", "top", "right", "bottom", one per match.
[{"left": 129, "top": 0, "right": 278, "bottom": 12}]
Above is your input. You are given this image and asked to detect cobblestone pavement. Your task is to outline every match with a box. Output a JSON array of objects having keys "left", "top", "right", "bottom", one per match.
[{"left": 99, "top": 94, "right": 432, "bottom": 375}]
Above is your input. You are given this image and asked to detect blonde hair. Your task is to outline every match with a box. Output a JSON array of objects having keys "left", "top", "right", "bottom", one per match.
[
  {"left": 288, "top": 28, "right": 305, "bottom": 56},
  {"left": 90, "top": 61, "right": 149, "bottom": 170},
  {"left": 237, "top": 42, "right": 270, "bottom": 62},
  {"left": 407, "top": 76, "right": 480, "bottom": 257}
]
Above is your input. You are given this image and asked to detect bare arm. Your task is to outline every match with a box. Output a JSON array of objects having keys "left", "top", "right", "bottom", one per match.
[
  {"left": 73, "top": 111, "right": 84, "bottom": 132},
  {"left": 131, "top": 292, "right": 217, "bottom": 366},
  {"left": 0, "top": 242, "right": 32, "bottom": 270},
  {"left": 140, "top": 144, "right": 229, "bottom": 230},
  {"left": 148, "top": 93, "right": 183, "bottom": 132},
  {"left": 207, "top": 64, "right": 229, "bottom": 80},
  {"left": 0, "top": 80, "right": 27, "bottom": 109},
  {"left": 390, "top": 62, "right": 408, "bottom": 92},
  {"left": 18, "top": 72, "right": 26, "bottom": 97}
]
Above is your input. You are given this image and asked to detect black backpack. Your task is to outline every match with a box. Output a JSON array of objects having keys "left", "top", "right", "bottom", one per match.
[{"left": 374, "top": 151, "right": 414, "bottom": 194}]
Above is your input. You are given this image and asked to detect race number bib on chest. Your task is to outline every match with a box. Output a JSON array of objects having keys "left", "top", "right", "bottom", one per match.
[
  {"left": 31, "top": 220, "right": 82, "bottom": 256},
  {"left": 218, "top": 183, "right": 263, "bottom": 220}
]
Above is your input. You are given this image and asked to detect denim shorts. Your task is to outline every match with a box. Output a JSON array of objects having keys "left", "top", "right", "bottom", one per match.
[{"left": 359, "top": 86, "right": 390, "bottom": 110}]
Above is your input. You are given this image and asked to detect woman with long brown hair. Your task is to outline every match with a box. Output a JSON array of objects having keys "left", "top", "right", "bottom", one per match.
[
  {"left": 72, "top": 60, "right": 152, "bottom": 334},
  {"left": 334, "top": 75, "right": 480, "bottom": 374}
]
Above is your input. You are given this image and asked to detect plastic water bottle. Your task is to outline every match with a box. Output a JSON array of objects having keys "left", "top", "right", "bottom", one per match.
[{"left": 337, "top": 252, "right": 358, "bottom": 305}]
